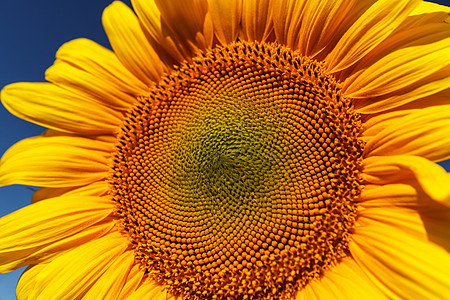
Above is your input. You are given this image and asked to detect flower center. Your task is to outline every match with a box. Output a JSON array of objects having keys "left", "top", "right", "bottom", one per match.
[{"left": 110, "top": 41, "right": 364, "bottom": 299}]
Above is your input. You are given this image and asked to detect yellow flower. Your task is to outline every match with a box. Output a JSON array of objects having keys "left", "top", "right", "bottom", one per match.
[{"left": 1, "top": 0, "right": 450, "bottom": 299}]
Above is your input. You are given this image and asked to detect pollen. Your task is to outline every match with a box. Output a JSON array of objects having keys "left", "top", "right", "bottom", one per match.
[{"left": 110, "top": 41, "right": 364, "bottom": 299}]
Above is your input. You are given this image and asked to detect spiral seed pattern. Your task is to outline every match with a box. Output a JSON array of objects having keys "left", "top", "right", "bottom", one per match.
[{"left": 110, "top": 41, "right": 364, "bottom": 299}]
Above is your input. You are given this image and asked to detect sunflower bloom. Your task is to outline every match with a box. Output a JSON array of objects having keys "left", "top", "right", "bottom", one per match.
[{"left": 1, "top": 0, "right": 450, "bottom": 299}]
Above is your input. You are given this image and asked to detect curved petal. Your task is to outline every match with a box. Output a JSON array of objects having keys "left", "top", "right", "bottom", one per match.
[
  {"left": 32, "top": 181, "right": 109, "bottom": 203},
  {"left": 408, "top": 1, "right": 450, "bottom": 18},
  {"left": 117, "top": 264, "right": 145, "bottom": 298},
  {"left": 296, "top": 0, "right": 345, "bottom": 57},
  {"left": 152, "top": 0, "right": 213, "bottom": 52},
  {"left": 46, "top": 38, "right": 147, "bottom": 110},
  {"left": 363, "top": 105, "right": 450, "bottom": 162},
  {"left": 358, "top": 182, "right": 450, "bottom": 252},
  {"left": 326, "top": 0, "right": 420, "bottom": 73},
  {"left": 127, "top": 280, "right": 171, "bottom": 300},
  {"left": 343, "top": 25, "right": 450, "bottom": 99},
  {"left": 308, "top": 0, "right": 377, "bottom": 61},
  {"left": 0, "top": 196, "right": 114, "bottom": 273},
  {"left": 346, "top": 5, "right": 450, "bottom": 78},
  {"left": 361, "top": 91, "right": 450, "bottom": 136},
  {"left": 83, "top": 250, "right": 136, "bottom": 299},
  {"left": 240, "top": 0, "right": 273, "bottom": 42},
  {"left": 1, "top": 82, "right": 122, "bottom": 135},
  {"left": 17, "top": 264, "right": 47, "bottom": 300},
  {"left": 271, "top": 0, "right": 307, "bottom": 47},
  {"left": 207, "top": 0, "right": 242, "bottom": 44},
  {"left": 358, "top": 183, "right": 419, "bottom": 208},
  {"left": 351, "top": 211, "right": 450, "bottom": 299},
  {"left": 362, "top": 110, "right": 411, "bottom": 138},
  {"left": 0, "top": 136, "right": 111, "bottom": 188},
  {"left": 131, "top": 0, "right": 185, "bottom": 65},
  {"left": 297, "top": 257, "right": 385, "bottom": 299},
  {"left": 102, "top": 1, "right": 166, "bottom": 85},
  {"left": 27, "top": 231, "right": 128, "bottom": 300},
  {"left": 354, "top": 66, "right": 450, "bottom": 114},
  {"left": 363, "top": 155, "right": 450, "bottom": 206},
  {"left": 41, "top": 128, "right": 119, "bottom": 144}
]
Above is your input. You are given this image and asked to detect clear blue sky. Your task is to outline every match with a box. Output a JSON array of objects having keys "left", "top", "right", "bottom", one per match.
[
  {"left": 0, "top": 1, "right": 130, "bottom": 299},
  {"left": 0, "top": 0, "right": 449, "bottom": 299}
]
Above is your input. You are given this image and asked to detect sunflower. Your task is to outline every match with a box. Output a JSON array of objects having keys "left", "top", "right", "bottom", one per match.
[{"left": 1, "top": 0, "right": 450, "bottom": 299}]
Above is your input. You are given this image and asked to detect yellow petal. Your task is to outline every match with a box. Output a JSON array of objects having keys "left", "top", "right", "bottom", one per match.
[
  {"left": 296, "top": 0, "right": 345, "bottom": 57},
  {"left": 351, "top": 212, "right": 450, "bottom": 299},
  {"left": 343, "top": 25, "right": 450, "bottom": 98},
  {"left": 28, "top": 231, "right": 128, "bottom": 300},
  {"left": 17, "top": 264, "right": 47, "bottom": 300},
  {"left": 357, "top": 206, "right": 429, "bottom": 237},
  {"left": 409, "top": 1, "right": 450, "bottom": 16},
  {"left": 339, "top": 3, "right": 450, "bottom": 99},
  {"left": 311, "top": 0, "right": 377, "bottom": 61},
  {"left": 41, "top": 128, "right": 118, "bottom": 144},
  {"left": 357, "top": 201, "right": 450, "bottom": 248},
  {"left": 362, "top": 110, "right": 409, "bottom": 138},
  {"left": 364, "top": 105, "right": 450, "bottom": 161},
  {"left": 46, "top": 38, "right": 147, "bottom": 110},
  {"left": 1, "top": 82, "right": 122, "bottom": 135},
  {"left": 0, "top": 196, "right": 113, "bottom": 272},
  {"left": 153, "top": 0, "right": 213, "bottom": 52},
  {"left": 363, "top": 155, "right": 450, "bottom": 206},
  {"left": 207, "top": 0, "right": 242, "bottom": 44},
  {"left": 131, "top": 0, "right": 186, "bottom": 65},
  {"left": 102, "top": 1, "right": 166, "bottom": 85},
  {"left": 0, "top": 136, "right": 111, "bottom": 187},
  {"left": 117, "top": 264, "right": 145, "bottom": 298},
  {"left": 241, "top": 0, "right": 272, "bottom": 42},
  {"left": 32, "top": 181, "right": 109, "bottom": 203},
  {"left": 358, "top": 182, "right": 450, "bottom": 252},
  {"left": 127, "top": 280, "right": 170, "bottom": 300},
  {"left": 326, "top": 0, "right": 420, "bottom": 72},
  {"left": 361, "top": 91, "right": 450, "bottom": 136},
  {"left": 358, "top": 183, "right": 419, "bottom": 208},
  {"left": 83, "top": 250, "right": 135, "bottom": 299},
  {"left": 297, "top": 258, "right": 385, "bottom": 300},
  {"left": 354, "top": 65, "right": 450, "bottom": 113},
  {"left": 5, "top": 221, "right": 114, "bottom": 277},
  {"left": 348, "top": 7, "right": 450, "bottom": 77},
  {"left": 271, "top": 0, "right": 307, "bottom": 47}
]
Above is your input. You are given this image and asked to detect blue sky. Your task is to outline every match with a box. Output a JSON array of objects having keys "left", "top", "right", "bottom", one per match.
[
  {"left": 0, "top": 0, "right": 450, "bottom": 299},
  {"left": 0, "top": 1, "right": 131, "bottom": 299}
]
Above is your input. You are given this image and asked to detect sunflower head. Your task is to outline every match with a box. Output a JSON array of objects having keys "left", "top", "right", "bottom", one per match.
[
  {"left": 109, "top": 40, "right": 364, "bottom": 298},
  {"left": 1, "top": 0, "right": 450, "bottom": 299}
]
